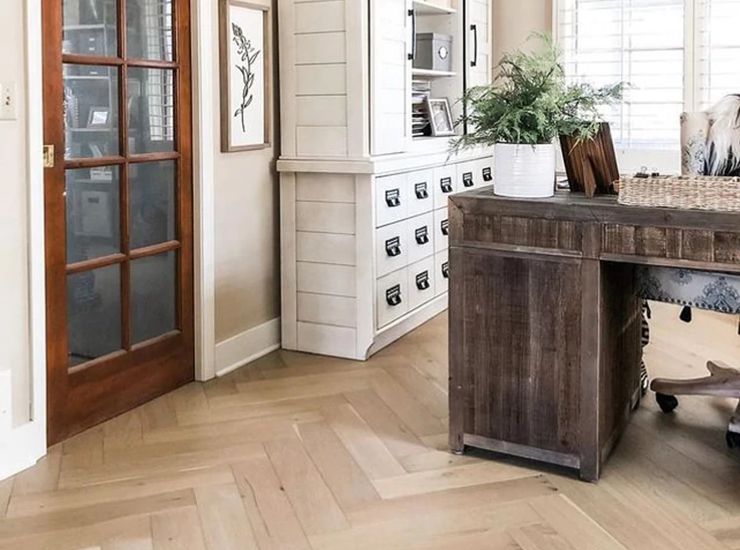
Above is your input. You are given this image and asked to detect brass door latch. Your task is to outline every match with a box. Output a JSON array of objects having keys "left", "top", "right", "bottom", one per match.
[{"left": 43, "top": 144, "right": 55, "bottom": 168}]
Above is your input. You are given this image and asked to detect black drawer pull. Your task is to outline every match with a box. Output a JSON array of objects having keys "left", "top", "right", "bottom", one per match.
[
  {"left": 440, "top": 177, "right": 453, "bottom": 193},
  {"left": 385, "top": 236, "right": 401, "bottom": 257},
  {"left": 440, "top": 219, "right": 449, "bottom": 236},
  {"left": 415, "top": 271, "right": 430, "bottom": 290},
  {"left": 415, "top": 226, "right": 429, "bottom": 245},
  {"left": 462, "top": 172, "right": 474, "bottom": 187},
  {"left": 442, "top": 262, "right": 449, "bottom": 279},
  {"left": 482, "top": 167, "right": 493, "bottom": 182},
  {"left": 385, "top": 189, "right": 401, "bottom": 207},
  {"left": 386, "top": 284, "right": 402, "bottom": 306},
  {"left": 415, "top": 181, "right": 429, "bottom": 199}
]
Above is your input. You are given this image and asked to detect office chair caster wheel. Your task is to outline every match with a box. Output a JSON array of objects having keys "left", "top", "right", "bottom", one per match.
[
  {"left": 656, "top": 392, "right": 678, "bottom": 413},
  {"left": 726, "top": 431, "right": 740, "bottom": 449}
]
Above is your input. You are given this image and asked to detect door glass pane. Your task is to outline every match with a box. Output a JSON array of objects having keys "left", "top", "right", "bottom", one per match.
[
  {"left": 63, "top": 0, "right": 118, "bottom": 57},
  {"left": 68, "top": 265, "right": 122, "bottom": 367},
  {"left": 131, "top": 251, "right": 177, "bottom": 344},
  {"left": 126, "top": 0, "right": 174, "bottom": 61},
  {"left": 66, "top": 167, "right": 121, "bottom": 263},
  {"left": 128, "top": 68, "right": 175, "bottom": 154},
  {"left": 129, "top": 160, "right": 176, "bottom": 249},
  {"left": 63, "top": 64, "right": 119, "bottom": 159}
]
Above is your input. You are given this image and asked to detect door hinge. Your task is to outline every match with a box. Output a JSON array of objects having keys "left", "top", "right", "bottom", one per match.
[{"left": 43, "top": 144, "right": 55, "bottom": 168}]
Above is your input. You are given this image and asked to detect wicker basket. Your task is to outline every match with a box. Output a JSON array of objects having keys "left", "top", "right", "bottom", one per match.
[{"left": 617, "top": 175, "right": 740, "bottom": 212}]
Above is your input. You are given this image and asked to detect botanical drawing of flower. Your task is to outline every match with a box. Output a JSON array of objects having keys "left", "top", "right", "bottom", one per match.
[{"left": 232, "top": 22, "right": 261, "bottom": 133}]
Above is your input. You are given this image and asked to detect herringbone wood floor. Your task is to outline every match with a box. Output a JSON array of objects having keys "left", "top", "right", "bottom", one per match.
[{"left": 2, "top": 303, "right": 740, "bottom": 549}]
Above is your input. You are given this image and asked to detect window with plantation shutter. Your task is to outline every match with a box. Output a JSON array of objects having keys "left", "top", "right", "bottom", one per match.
[
  {"left": 558, "top": 0, "right": 685, "bottom": 152},
  {"left": 697, "top": 0, "right": 740, "bottom": 109}
]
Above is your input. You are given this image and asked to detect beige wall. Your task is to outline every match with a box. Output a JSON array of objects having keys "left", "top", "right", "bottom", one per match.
[
  {"left": 0, "top": 0, "right": 32, "bottom": 427},
  {"left": 493, "top": 0, "right": 553, "bottom": 62},
  {"left": 212, "top": 0, "right": 281, "bottom": 343}
]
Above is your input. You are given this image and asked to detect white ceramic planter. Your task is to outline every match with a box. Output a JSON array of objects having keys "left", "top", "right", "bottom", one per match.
[{"left": 493, "top": 143, "right": 556, "bottom": 198}]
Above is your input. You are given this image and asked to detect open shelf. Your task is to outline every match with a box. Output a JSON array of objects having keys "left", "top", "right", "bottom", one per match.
[
  {"left": 412, "top": 68, "right": 457, "bottom": 78},
  {"left": 412, "top": 0, "right": 457, "bottom": 15}
]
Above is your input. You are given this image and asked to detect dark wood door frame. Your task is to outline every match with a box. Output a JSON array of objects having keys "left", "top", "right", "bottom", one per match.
[{"left": 42, "top": 0, "right": 195, "bottom": 445}]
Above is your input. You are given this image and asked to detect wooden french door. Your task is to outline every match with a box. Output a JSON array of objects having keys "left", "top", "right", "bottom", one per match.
[{"left": 43, "top": 0, "right": 194, "bottom": 444}]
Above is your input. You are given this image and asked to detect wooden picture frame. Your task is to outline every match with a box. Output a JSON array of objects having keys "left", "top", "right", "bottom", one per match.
[{"left": 219, "top": 0, "right": 272, "bottom": 152}]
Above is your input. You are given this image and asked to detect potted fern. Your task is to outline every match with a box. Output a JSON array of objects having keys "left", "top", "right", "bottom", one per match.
[{"left": 453, "top": 34, "right": 623, "bottom": 198}]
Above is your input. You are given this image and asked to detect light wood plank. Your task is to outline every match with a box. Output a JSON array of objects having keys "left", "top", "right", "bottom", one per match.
[
  {"left": 151, "top": 507, "right": 207, "bottom": 550},
  {"left": 264, "top": 436, "right": 349, "bottom": 535},
  {"left": 231, "top": 457, "right": 312, "bottom": 550},
  {"left": 322, "top": 403, "right": 406, "bottom": 480},
  {"left": 296, "top": 420, "right": 380, "bottom": 511},
  {"left": 194, "top": 483, "right": 258, "bottom": 550}
]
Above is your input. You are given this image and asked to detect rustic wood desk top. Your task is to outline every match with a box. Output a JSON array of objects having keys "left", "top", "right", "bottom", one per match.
[{"left": 450, "top": 189, "right": 740, "bottom": 273}]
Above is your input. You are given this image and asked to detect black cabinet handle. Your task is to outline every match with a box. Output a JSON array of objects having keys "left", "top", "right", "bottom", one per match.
[
  {"left": 441, "top": 219, "right": 449, "bottom": 236},
  {"left": 482, "top": 167, "right": 493, "bottom": 182},
  {"left": 385, "top": 237, "right": 401, "bottom": 257},
  {"left": 462, "top": 172, "right": 474, "bottom": 187},
  {"left": 442, "top": 262, "right": 449, "bottom": 279},
  {"left": 386, "top": 285, "right": 402, "bottom": 306},
  {"left": 415, "top": 271, "right": 430, "bottom": 290},
  {"left": 470, "top": 24, "right": 478, "bottom": 68},
  {"left": 440, "top": 177, "right": 453, "bottom": 193},
  {"left": 415, "top": 226, "right": 429, "bottom": 245},
  {"left": 385, "top": 189, "right": 401, "bottom": 207},
  {"left": 415, "top": 182, "right": 429, "bottom": 199},
  {"left": 408, "top": 9, "right": 416, "bottom": 61}
]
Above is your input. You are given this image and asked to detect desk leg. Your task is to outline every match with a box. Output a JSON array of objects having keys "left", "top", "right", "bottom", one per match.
[
  {"left": 579, "top": 259, "right": 601, "bottom": 482},
  {"left": 448, "top": 245, "right": 465, "bottom": 455}
]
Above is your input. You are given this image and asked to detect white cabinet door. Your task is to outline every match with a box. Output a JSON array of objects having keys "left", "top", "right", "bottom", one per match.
[
  {"left": 466, "top": 0, "right": 491, "bottom": 89},
  {"left": 371, "top": 0, "right": 412, "bottom": 155}
]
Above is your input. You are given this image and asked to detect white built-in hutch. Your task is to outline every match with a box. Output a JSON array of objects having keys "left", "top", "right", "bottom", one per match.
[{"left": 277, "top": 0, "right": 493, "bottom": 359}]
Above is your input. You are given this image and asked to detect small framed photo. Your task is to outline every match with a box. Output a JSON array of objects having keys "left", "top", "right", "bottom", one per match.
[
  {"left": 87, "top": 106, "right": 111, "bottom": 128},
  {"left": 426, "top": 98, "right": 455, "bottom": 137}
]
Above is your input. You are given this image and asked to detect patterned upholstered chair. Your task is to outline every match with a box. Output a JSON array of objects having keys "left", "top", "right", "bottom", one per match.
[{"left": 639, "top": 105, "right": 740, "bottom": 447}]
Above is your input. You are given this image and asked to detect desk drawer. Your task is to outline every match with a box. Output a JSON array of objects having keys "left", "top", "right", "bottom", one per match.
[
  {"left": 376, "top": 173, "right": 408, "bottom": 227},
  {"left": 377, "top": 268, "right": 409, "bottom": 328},
  {"left": 407, "top": 212, "right": 435, "bottom": 264},
  {"left": 407, "top": 169, "right": 435, "bottom": 217},
  {"left": 434, "top": 207, "right": 449, "bottom": 252},
  {"left": 603, "top": 224, "right": 740, "bottom": 265},
  {"left": 408, "top": 257, "right": 436, "bottom": 310},
  {"left": 376, "top": 221, "right": 408, "bottom": 278}
]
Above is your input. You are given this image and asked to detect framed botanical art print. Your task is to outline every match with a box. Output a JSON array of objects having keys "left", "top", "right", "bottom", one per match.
[
  {"left": 219, "top": 0, "right": 271, "bottom": 152},
  {"left": 426, "top": 98, "right": 455, "bottom": 137}
]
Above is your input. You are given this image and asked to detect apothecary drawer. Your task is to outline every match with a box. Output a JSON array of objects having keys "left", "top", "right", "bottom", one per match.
[
  {"left": 407, "top": 257, "right": 436, "bottom": 311},
  {"left": 376, "top": 220, "right": 408, "bottom": 278},
  {"left": 406, "top": 212, "right": 435, "bottom": 264},
  {"left": 377, "top": 268, "right": 409, "bottom": 328},
  {"left": 376, "top": 173, "right": 408, "bottom": 227}
]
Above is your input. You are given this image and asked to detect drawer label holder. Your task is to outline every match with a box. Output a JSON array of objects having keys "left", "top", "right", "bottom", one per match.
[
  {"left": 385, "top": 188, "right": 401, "bottom": 207},
  {"left": 415, "top": 271, "right": 431, "bottom": 290},
  {"left": 415, "top": 181, "right": 429, "bottom": 199},
  {"left": 482, "top": 167, "right": 493, "bottom": 182},
  {"left": 415, "top": 226, "right": 429, "bottom": 245},
  {"left": 442, "top": 261, "right": 449, "bottom": 279},
  {"left": 462, "top": 172, "right": 474, "bottom": 187},
  {"left": 385, "top": 236, "right": 401, "bottom": 257},
  {"left": 440, "top": 177, "right": 453, "bottom": 193},
  {"left": 386, "top": 285, "right": 402, "bottom": 306},
  {"left": 440, "top": 219, "right": 449, "bottom": 236}
]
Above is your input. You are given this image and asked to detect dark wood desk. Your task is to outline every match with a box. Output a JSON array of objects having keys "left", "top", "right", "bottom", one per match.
[{"left": 448, "top": 190, "right": 740, "bottom": 481}]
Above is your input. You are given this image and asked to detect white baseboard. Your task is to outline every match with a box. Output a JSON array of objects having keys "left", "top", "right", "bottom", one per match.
[
  {"left": 0, "top": 370, "right": 46, "bottom": 481},
  {"left": 215, "top": 317, "right": 281, "bottom": 377},
  {"left": 0, "top": 421, "right": 46, "bottom": 481}
]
